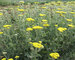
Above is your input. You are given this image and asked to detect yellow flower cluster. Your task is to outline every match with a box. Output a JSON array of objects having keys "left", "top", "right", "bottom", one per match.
[
  {"left": 66, "top": 19, "right": 72, "bottom": 22},
  {"left": 0, "top": 32, "right": 3, "bottom": 34},
  {"left": 43, "top": 24, "right": 50, "bottom": 27},
  {"left": 15, "top": 56, "right": 20, "bottom": 59},
  {"left": 8, "top": 58, "right": 13, "bottom": 60},
  {"left": 56, "top": 11, "right": 67, "bottom": 14},
  {"left": 17, "top": 9, "right": 24, "bottom": 12},
  {"left": 26, "top": 18, "right": 35, "bottom": 21},
  {"left": 3, "top": 25, "right": 11, "bottom": 29},
  {"left": 1, "top": 58, "right": 6, "bottom": 60},
  {"left": 26, "top": 27, "right": 33, "bottom": 31},
  {"left": 68, "top": 24, "right": 75, "bottom": 27},
  {"left": 57, "top": 27, "right": 67, "bottom": 32},
  {"left": 0, "top": 13, "right": 3, "bottom": 15},
  {"left": 32, "top": 26, "right": 43, "bottom": 29},
  {"left": 39, "top": 14, "right": 46, "bottom": 16},
  {"left": 19, "top": 1, "right": 24, "bottom": 3},
  {"left": 49, "top": 53, "right": 60, "bottom": 59},
  {"left": 30, "top": 41, "right": 44, "bottom": 48}
]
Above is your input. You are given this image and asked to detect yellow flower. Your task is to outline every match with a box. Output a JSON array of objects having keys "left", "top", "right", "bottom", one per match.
[
  {"left": 39, "top": 14, "right": 46, "bottom": 16},
  {"left": 3, "top": 25, "right": 11, "bottom": 29},
  {"left": 70, "top": 12, "right": 75, "bottom": 14},
  {"left": 57, "top": 8, "right": 62, "bottom": 10},
  {"left": 66, "top": 19, "right": 72, "bottom": 22},
  {"left": 26, "top": 28, "right": 33, "bottom": 31},
  {"left": 49, "top": 53, "right": 60, "bottom": 59},
  {"left": 32, "top": 26, "right": 43, "bottom": 29},
  {"left": 15, "top": 56, "right": 20, "bottom": 59},
  {"left": 26, "top": 18, "right": 35, "bottom": 21},
  {"left": 34, "top": 2, "right": 39, "bottom": 4},
  {"left": 68, "top": 24, "right": 75, "bottom": 27},
  {"left": 54, "top": 24, "right": 58, "bottom": 27},
  {"left": 43, "top": 24, "right": 50, "bottom": 27},
  {"left": 56, "top": 11, "right": 67, "bottom": 14},
  {"left": 17, "top": 9, "right": 24, "bottom": 12},
  {"left": 1, "top": 58, "right": 6, "bottom": 60},
  {"left": 41, "top": 7, "right": 46, "bottom": 9},
  {"left": 0, "top": 13, "right": 3, "bottom": 15},
  {"left": 42, "top": 20, "right": 48, "bottom": 22},
  {"left": 8, "top": 58, "right": 13, "bottom": 60},
  {"left": 0, "top": 32, "right": 3, "bottom": 34},
  {"left": 57, "top": 27, "right": 67, "bottom": 32},
  {"left": 32, "top": 42, "right": 44, "bottom": 48},
  {"left": 19, "top": 1, "right": 24, "bottom": 3},
  {"left": 29, "top": 42, "right": 33, "bottom": 44},
  {"left": 38, "top": 41, "right": 42, "bottom": 44}
]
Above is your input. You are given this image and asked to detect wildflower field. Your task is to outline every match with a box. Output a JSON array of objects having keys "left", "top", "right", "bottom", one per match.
[{"left": 0, "top": 1, "right": 75, "bottom": 60}]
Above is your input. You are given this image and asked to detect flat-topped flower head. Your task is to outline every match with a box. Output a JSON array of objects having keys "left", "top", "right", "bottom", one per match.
[
  {"left": 0, "top": 13, "right": 3, "bottom": 15},
  {"left": 1, "top": 58, "right": 6, "bottom": 60},
  {"left": 8, "top": 58, "right": 13, "bottom": 60},
  {"left": 15, "top": 56, "right": 20, "bottom": 59},
  {"left": 26, "top": 28, "right": 33, "bottom": 31},
  {"left": 66, "top": 19, "right": 72, "bottom": 22},
  {"left": 57, "top": 27, "right": 67, "bottom": 32},
  {"left": 43, "top": 24, "right": 50, "bottom": 27},
  {"left": 31, "top": 42, "right": 44, "bottom": 48},
  {"left": 0, "top": 32, "right": 3, "bottom": 34},
  {"left": 19, "top": 1, "right": 24, "bottom": 3},
  {"left": 32, "top": 26, "right": 43, "bottom": 29},
  {"left": 17, "top": 9, "right": 24, "bottom": 12},
  {"left": 3, "top": 25, "right": 11, "bottom": 29},
  {"left": 49, "top": 53, "right": 60, "bottom": 59},
  {"left": 39, "top": 14, "right": 46, "bottom": 16},
  {"left": 26, "top": 18, "right": 35, "bottom": 21},
  {"left": 68, "top": 24, "right": 75, "bottom": 27}
]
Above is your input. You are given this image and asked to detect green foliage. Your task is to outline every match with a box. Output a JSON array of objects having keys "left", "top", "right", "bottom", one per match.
[{"left": 0, "top": 1, "right": 75, "bottom": 60}]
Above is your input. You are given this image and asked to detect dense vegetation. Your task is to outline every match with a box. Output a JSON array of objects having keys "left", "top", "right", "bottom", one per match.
[{"left": 0, "top": 1, "right": 75, "bottom": 60}]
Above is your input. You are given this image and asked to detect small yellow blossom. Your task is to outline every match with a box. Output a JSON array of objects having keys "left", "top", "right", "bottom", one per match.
[
  {"left": 15, "top": 56, "right": 20, "bottom": 59},
  {"left": 17, "top": 9, "right": 24, "bottom": 12},
  {"left": 0, "top": 13, "right": 3, "bottom": 15},
  {"left": 41, "top": 7, "right": 46, "bottom": 9},
  {"left": 70, "top": 12, "right": 75, "bottom": 14},
  {"left": 39, "top": 14, "right": 46, "bottom": 16},
  {"left": 29, "top": 42, "right": 33, "bottom": 44},
  {"left": 31, "top": 42, "right": 44, "bottom": 48},
  {"left": 38, "top": 41, "right": 42, "bottom": 44},
  {"left": 1, "top": 58, "right": 6, "bottom": 60},
  {"left": 56, "top": 11, "right": 67, "bottom": 14},
  {"left": 68, "top": 24, "right": 75, "bottom": 27},
  {"left": 49, "top": 53, "right": 60, "bottom": 59},
  {"left": 66, "top": 19, "right": 72, "bottom": 22},
  {"left": 0, "top": 32, "right": 3, "bottom": 34},
  {"left": 54, "top": 24, "right": 58, "bottom": 27},
  {"left": 3, "top": 25, "right": 11, "bottom": 29},
  {"left": 57, "top": 27, "right": 67, "bottom": 32},
  {"left": 43, "top": 24, "right": 50, "bottom": 27},
  {"left": 57, "top": 8, "right": 62, "bottom": 10},
  {"left": 34, "top": 2, "right": 39, "bottom": 4},
  {"left": 42, "top": 20, "right": 48, "bottom": 22},
  {"left": 19, "top": 1, "right": 24, "bottom": 3},
  {"left": 8, "top": 58, "right": 13, "bottom": 60},
  {"left": 32, "top": 26, "right": 43, "bottom": 29},
  {"left": 26, "top": 28, "right": 33, "bottom": 31},
  {"left": 26, "top": 18, "right": 35, "bottom": 21}
]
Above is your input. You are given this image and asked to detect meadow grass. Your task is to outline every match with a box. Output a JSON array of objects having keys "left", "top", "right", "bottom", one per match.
[{"left": 0, "top": 1, "right": 75, "bottom": 60}]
